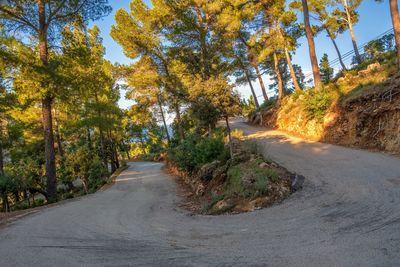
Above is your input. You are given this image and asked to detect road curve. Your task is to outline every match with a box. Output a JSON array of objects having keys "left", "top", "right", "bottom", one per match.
[{"left": 1, "top": 121, "right": 400, "bottom": 266}]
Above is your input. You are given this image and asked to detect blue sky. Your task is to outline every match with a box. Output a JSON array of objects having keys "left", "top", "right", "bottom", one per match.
[{"left": 91, "top": 0, "right": 394, "bottom": 108}]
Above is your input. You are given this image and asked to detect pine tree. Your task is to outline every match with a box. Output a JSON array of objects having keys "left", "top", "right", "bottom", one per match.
[
  {"left": 319, "top": 53, "right": 334, "bottom": 84},
  {"left": 0, "top": 0, "right": 112, "bottom": 201}
]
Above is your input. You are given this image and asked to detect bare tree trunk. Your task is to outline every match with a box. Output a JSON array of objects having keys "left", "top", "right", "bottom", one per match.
[
  {"left": 195, "top": 5, "right": 210, "bottom": 80},
  {"left": 343, "top": 0, "right": 361, "bottom": 64},
  {"left": 86, "top": 127, "right": 92, "bottom": 150},
  {"left": 326, "top": 29, "right": 347, "bottom": 71},
  {"left": 175, "top": 104, "right": 185, "bottom": 141},
  {"left": 302, "top": 0, "right": 322, "bottom": 90},
  {"left": 253, "top": 63, "right": 269, "bottom": 101},
  {"left": 244, "top": 70, "right": 260, "bottom": 108},
  {"left": 53, "top": 109, "right": 64, "bottom": 158},
  {"left": 99, "top": 128, "right": 108, "bottom": 172},
  {"left": 108, "top": 130, "right": 117, "bottom": 173},
  {"left": 157, "top": 95, "right": 171, "bottom": 144},
  {"left": 42, "top": 96, "right": 57, "bottom": 202},
  {"left": 114, "top": 148, "right": 120, "bottom": 169},
  {"left": 2, "top": 195, "right": 9, "bottom": 212},
  {"left": 273, "top": 52, "right": 285, "bottom": 100},
  {"left": 390, "top": 0, "right": 400, "bottom": 70},
  {"left": 94, "top": 92, "right": 108, "bottom": 171},
  {"left": 284, "top": 48, "right": 302, "bottom": 92},
  {"left": 38, "top": 0, "right": 57, "bottom": 202},
  {"left": 225, "top": 116, "right": 233, "bottom": 159},
  {"left": 14, "top": 191, "right": 20, "bottom": 202},
  {"left": 0, "top": 129, "right": 3, "bottom": 175}
]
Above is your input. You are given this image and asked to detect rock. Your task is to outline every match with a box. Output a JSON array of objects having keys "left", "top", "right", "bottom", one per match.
[
  {"left": 231, "top": 152, "right": 251, "bottom": 165},
  {"left": 337, "top": 77, "right": 346, "bottom": 84},
  {"left": 195, "top": 183, "right": 205, "bottom": 196},
  {"left": 212, "top": 164, "right": 229, "bottom": 179},
  {"left": 210, "top": 199, "right": 235, "bottom": 214},
  {"left": 241, "top": 173, "right": 256, "bottom": 189},
  {"left": 271, "top": 162, "right": 278, "bottom": 168},
  {"left": 367, "top": 62, "right": 381, "bottom": 71},
  {"left": 233, "top": 201, "right": 255, "bottom": 213},
  {"left": 259, "top": 162, "right": 270, "bottom": 169},
  {"left": 197, "top": 161, "right": 221, "bottom": 182},
  {"left": 253, "top": 114, "right": 261, "bottom": 125},
  {"left": 291, "top": 173, "right": 305, "bottom": 192}
]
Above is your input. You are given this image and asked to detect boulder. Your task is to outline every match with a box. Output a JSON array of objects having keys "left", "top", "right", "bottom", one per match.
[
  {"left": 241, "top": 173, "right": 256, "bottom": 189},
  {"left": 291, "top": 173, "right": 305, "bottom": 192},
  {"left": 210, "top": 199, "right": 235, "bottom": 214},
  {"left": 212, "top": 164, "right": 229, "bottom": 179},
  {"left": 259, "top": 162, "right": 270, "bottom": 169},
  {"left": 197, "top": 160, "right": 221, "bottom": 182}
]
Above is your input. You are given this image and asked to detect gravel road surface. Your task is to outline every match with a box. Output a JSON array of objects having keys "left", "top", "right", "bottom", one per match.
[{"left": 1, "top": 120, "right": 400, "bottom": 266}]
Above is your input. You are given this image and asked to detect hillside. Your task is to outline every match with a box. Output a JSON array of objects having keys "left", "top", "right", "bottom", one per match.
[{"left": 249, "top": 61, "right": 400, "bottom": 154}]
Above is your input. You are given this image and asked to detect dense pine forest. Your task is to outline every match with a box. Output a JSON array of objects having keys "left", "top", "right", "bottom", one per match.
[{"left": 0, "top": 0, "right": 399, "bottom": 213}]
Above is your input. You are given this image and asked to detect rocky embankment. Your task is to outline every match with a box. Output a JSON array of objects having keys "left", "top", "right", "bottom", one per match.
[{"left": 249, "top": 63, "right": 400, "bottom": 154}]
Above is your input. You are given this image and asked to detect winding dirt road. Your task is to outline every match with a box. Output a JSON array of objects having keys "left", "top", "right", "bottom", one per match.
[{"left": 1, "top": 120, "right": 400, "bottom": 266}]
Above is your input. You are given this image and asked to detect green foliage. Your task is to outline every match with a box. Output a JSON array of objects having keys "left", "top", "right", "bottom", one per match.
[
  {"left": 243, "top": 140, "right": 259, "bottom": 155},
  {"left": 225, "top": 160, "right": 279, "bottom": 198},
  {"left": 258, "top": 98, "right": 277, "bottom": 112},
  {"left": 303, "top": 90, "right": 333, "bottom": 121},
  {"left": 319, "top": 53, "right": 334, "bottom": 84},
  {"left": 65, "top": 144, "right": 107, "bottom": 192},
  {"left": 167, "top": 133, "right": 228, "bottom": 173}
]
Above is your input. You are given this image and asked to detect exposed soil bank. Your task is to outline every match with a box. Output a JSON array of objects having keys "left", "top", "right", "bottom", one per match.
[{"left": 249, "top": 64, "right": 400, "bottom": 154}]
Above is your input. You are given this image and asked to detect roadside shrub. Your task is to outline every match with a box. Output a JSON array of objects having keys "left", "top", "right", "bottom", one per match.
[
  {"left": 168, "top": 133, "right": 228, "bottom": 173},
  {"left": 230, "top": 129, "right": 244, "bottom": 140},
  {"left": 65, "top": 145, "right": 108, "bottom": 193},
  {"left": 303, "top": 90, "right": 333, "bottom": 121},
  {"left": 226, "top": 161, "right": 279, "bottom": 198},
  {"left": 257, "top": 98, "right": 277, "bottom": 112}
]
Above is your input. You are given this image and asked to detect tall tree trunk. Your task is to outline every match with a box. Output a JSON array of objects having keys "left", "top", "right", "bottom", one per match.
[
  {"left": 326, "top": 29, "right": 347, "bottom": 71},
  {"left": 343, "top": 0, "right": 361, "bottom": 64},
  {"left": 86, "top": 127, "right": 92, "bottom": 150},
  {"left": 157, "top": 95, "right": 170, "bottom": 144},
  {"left": 0, "top": 121, "right": 4, "bottom": 175},
  {"left": 253, "top": 63, "right": 269, "bottom": 101},
  {"left": 99, "top": 128, "right": 108, "bottom": 172},
  {"left": 94, "top": 92, "right": 108, "bottom": 171},
  {"left": 273, "top": 52, "right": 285, "bottom": 100},
  {"left": 2, "top": 195, "right": 9, "bottom": 212},
  {"left": 240, "top": 36, "right": 268, "bottom": 101},
  {"left": 53, "top": 109, "right": 64, "bottom": 158},
  {"left": 38, "top": 0, "right": 57, "bottom": 202},
  {"left": 175, "top": 104, "right": 185, "bottom": 141},
  {"left": 390, "top": 0, "right": 400, "bottom": 70},
  {"left": 244, "top": 70, "right": 260, "bottom": 108},
  {"left": 302, "top": 0, "right": 322, "bottom": 90},
  {"left": 14, "top": 192, "right": 20, "bottom": 202},
  {"left": 284, "top": 48, "right": 302, "bottom": 92},
  {"left": 42, "top": 96, "right": 57, "bottom": 202},
  {"left": 114, "top": 146, "right": 120, "bottom": 169},
  {"left": 0, "top": 142, "right": 3, "bottom": 176},
  {"left": 195, "top": 6, "right": 210, "bottom": 79},
  {"left": 225, "top": 116, "right": 233, "bottom": 159},
  {"left": 108, "top": 130, "right": 117, "bottom": 173}
]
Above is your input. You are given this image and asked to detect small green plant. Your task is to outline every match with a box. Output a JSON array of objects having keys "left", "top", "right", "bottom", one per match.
[
  {"left": 304, "top": 90, "right": 332, "bottom": 121},
  {"left": 225, "top": 161, "right": 279, "bottom": 198},
  {"left": 243, "top": 140, "right": 258, "bottom": 155},
  {"left": 167, "top": 133, "right": 228, "bottom": 173},
  {"left": 230, "top": 129, "right": 244, "bottom": 139}
]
